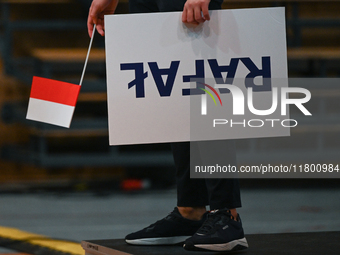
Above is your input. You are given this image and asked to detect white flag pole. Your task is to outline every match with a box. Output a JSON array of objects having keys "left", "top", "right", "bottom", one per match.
[{"left": 79, "top": 24, "right": 96, "bottom": 86}]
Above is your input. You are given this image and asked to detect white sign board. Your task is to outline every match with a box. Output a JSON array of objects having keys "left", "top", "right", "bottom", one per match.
[{"left": 105, "top": 7, "right": 288, "bottom": 145}]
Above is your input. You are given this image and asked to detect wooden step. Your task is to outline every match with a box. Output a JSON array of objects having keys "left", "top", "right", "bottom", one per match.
[
  {"left": 287, "top": 47, "right": 340, "bottom": 60},
  {"left": 31, "top": 47, "right": 340, "bottom": 64},
  {"left": 31, "top": 48, "right": 105, "bottom": 63},
  {"left": 30, "top": 128, "right": 108, "bottom": 138},
  {"left": 78, "top": 92, "right": 107, "bottom": 102}
]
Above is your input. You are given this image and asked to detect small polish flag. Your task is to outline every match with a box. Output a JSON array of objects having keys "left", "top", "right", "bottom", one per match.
[
  {"left": 26, "top": 24, "right": 96, "bottom": 128},
  {"left": 26, "top": 76, "right": 81, "bottom": 128}
]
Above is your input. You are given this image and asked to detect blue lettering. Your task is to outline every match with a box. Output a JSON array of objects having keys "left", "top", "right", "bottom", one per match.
[
  {"left": 148, "top": 61, "right": 180, "bottom": 97},
  {"left": 120, "top": 63, "right": 148, "bottom": 98},
  {"left": 240, "top": 56, "right": 271, "bottom": 91},
  {"left": 182, "top": 60, "right": 205, "bottom": 96},
  {"left": 121, "top": 57, "right": 272, "bottom": 98},
  {"left": 208, "top": 58, "right": 239, "bottom": 93}
]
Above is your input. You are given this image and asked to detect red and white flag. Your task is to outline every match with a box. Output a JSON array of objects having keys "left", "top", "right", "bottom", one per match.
[
  {"left": 26, "top": 25, "right": 96, "bottom": 128},
  {"left": 26, "top": 76, "right": 81, "bottom": 128}
]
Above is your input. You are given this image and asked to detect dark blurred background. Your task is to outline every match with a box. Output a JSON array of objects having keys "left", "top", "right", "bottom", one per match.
[
  {"left": 1, "top": 0, "right": 340, "bottom": 193},
  {"left": 0, "top": 1, "right": 339, "bottom": 254}
]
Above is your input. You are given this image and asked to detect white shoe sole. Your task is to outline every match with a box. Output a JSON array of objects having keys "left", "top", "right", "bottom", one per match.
[
  {"left": 126, "top": 236, "right": 191, "bottom": 245},
  {"left": 194, "top": 237, "right": 249, "bottom": 251}
]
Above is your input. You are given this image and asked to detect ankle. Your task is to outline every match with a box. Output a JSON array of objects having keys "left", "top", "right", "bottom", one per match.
[
  {"left": 229, "top": 208, "right": 238, "bottom": 221},
  {"left": 177, "top": 206, "right": 206, "bottom": 221}
]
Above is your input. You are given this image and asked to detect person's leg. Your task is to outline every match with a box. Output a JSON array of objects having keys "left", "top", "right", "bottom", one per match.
[
  {"left": 125, "top": 0, "right": 206, "bottom": 245},
  {"left": 125, "top": 142, "right": 207, "bottom": 246},
  {"left": 172, "top": 142, "right": 208, "bottom": 220},
  {"left": 180, "top": 139, "right": 241, "bottom": 217},
  {"left": 203, "top": 140, "right": 241, "bottom": 216},
  {"left": 184, "top": 141, "right": 247, "bottom": 251},
  {"left": 207, "top": 176, "right": 241, "bottom": 219},
  {"left": 125, "top": 0, "right": 247, "bottom": 249},
  {"left": 170, "top": 0, "right": 226, "bottom": 222}
]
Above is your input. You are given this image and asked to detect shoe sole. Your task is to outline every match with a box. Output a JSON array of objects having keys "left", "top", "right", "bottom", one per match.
[
  {"left": 126, "top": 236, "right": 191, "bottom": 245},
  {"left": 187, "top": 237, "right": 249, "bottom": 251}
]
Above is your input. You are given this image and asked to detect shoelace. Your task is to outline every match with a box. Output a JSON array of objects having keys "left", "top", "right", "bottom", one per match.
[{"left": 197, "top": 209, "right": 233, "bottom": 235}]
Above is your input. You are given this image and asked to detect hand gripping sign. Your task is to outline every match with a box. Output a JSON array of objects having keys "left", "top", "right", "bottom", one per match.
[
  {"left": 104, "top": 8, "right": 298, "bottom": 145},
  {"left": 26, "top": 25, "right": 96, "bottom": 128}
]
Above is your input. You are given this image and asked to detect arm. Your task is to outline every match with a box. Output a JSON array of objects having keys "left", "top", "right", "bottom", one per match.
[
  {"left": 87, "top": 0, "right": 119, "bottom": 37},
  {"left": 182, "top": 0, "right": 211, "bottom": 25}
]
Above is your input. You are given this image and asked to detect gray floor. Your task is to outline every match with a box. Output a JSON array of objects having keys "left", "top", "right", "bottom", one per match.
[{"left": 0, "top": 188, "right": 339, "bottom": 253}]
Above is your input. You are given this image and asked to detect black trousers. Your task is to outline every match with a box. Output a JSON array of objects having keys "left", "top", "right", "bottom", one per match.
[{"left": 129, "top": 0, "right": 242, "bottom": 210}]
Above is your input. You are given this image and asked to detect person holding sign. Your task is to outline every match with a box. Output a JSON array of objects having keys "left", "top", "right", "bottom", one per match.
[{"left": 87, "top": 0, "right": 248, "bottom": 252}]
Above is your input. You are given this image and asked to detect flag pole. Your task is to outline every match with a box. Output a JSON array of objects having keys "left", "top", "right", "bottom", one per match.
[{"left": 79, "top": 24, "right": 96, "bottom": 86}]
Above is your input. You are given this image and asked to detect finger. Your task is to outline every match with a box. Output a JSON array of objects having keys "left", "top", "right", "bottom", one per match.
[
  {"left": 87, "top": 4, "right": 95, "bottom": 37},
  {"left": 182, "top": 6, "right": 187, "bottom": 23},
  {"left": 87, "top": 17, "right": 95, "bottom": 37},
  {"left": 201, "top": 2, "right": 210, "bottom": 21},
  {"left": 96, "top": 21, "right": 105, "bottom": 36},
  {"left": 194, "top": 6, "right": 205, "bottom": 23},
  {"left": 186, "top": 8, "right": 196, "bottom": 24}
]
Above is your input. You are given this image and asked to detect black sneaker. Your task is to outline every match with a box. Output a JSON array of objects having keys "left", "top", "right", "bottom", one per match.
[
  {"left": 183, "top": 209, "right": 248, "bottom": 251},
  {"left": 125, "top": 207, "right": 206, "bottom": 245}
]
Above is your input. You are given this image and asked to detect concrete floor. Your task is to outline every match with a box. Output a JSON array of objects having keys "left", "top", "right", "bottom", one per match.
[{"left": 0, "top": 188, "right": 339, "bottom": 253}]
